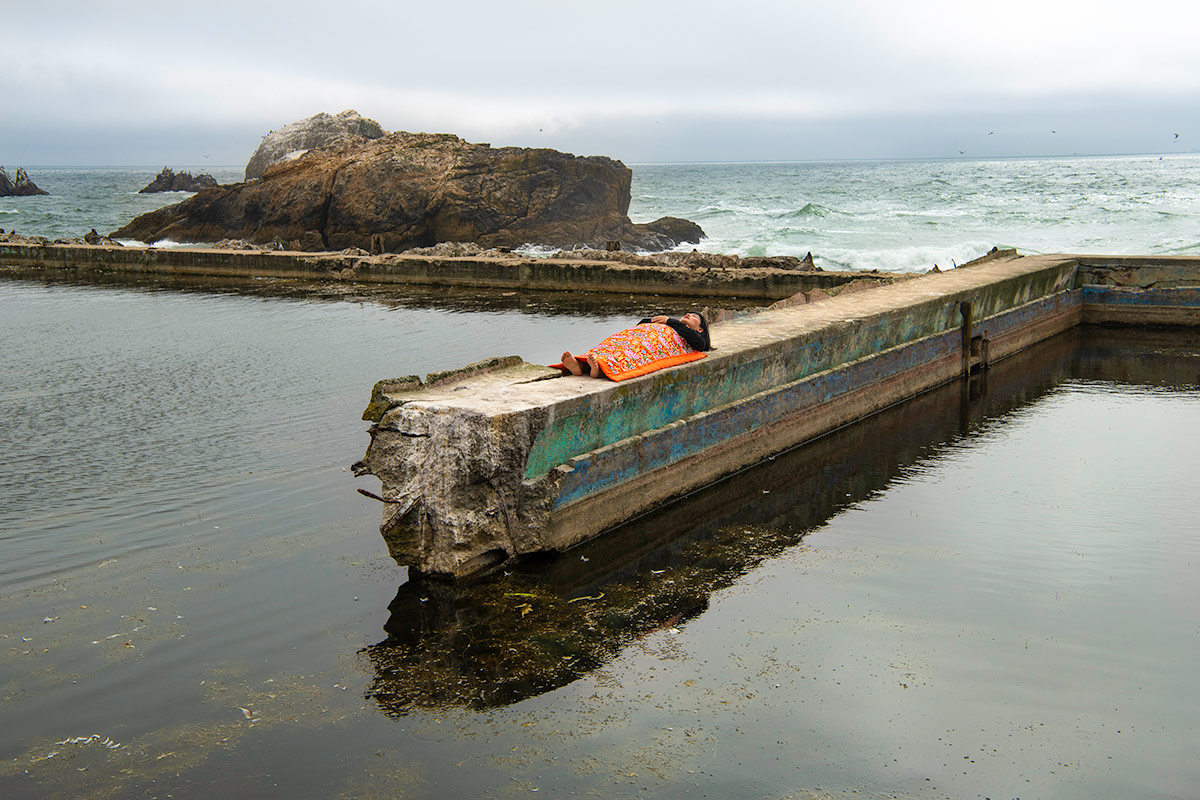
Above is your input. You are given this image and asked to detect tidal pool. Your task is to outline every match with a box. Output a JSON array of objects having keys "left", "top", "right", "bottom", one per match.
[{"left": 1, "top": 275, "right": 1197, "bottom": 799}]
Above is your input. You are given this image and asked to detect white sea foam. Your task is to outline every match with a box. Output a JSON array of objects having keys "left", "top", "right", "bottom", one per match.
[
  {"left": 514, "top": 244, "right": 560, "bottom": 257},
  {"left": 819, "top": 241, "right": 1004, "bottom": 273},
  {"left": 112, "top": 238, "right": 197, "bottom": 249}
]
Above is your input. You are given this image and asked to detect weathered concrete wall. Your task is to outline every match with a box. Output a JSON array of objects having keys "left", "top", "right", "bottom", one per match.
[
  {"left": 354, "top": 252, "right": 1137, "bottom": 578},
  {"left": 1075, "top": 254, "right": 1200, "bottom": 326},
  {"left": 0, "top": 241, "right": 883, "bottom": 300}
]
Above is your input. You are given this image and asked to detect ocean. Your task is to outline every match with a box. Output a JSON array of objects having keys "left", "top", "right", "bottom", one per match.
[
  {"left": 2, "top": 157, "right": 1199, "bottom": 799},
  {"left": 6, "top": 154, "right": 1200, "bottom": 271}
]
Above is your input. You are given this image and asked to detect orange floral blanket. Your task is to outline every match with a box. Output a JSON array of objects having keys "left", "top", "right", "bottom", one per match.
[{"left": 586, "top": 322, "right": 707, "bottom": 381}]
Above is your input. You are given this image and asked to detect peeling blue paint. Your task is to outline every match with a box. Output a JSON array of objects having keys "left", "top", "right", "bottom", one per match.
[
  {"left": 552, "top": 290, "right": 1081, "bottom": 508},
  {"left": 524, "top": 264, "right": 1082, "bottom": 480},
  {"left": 1083, "top": 286, "right": 1200, "bottom": 307}
]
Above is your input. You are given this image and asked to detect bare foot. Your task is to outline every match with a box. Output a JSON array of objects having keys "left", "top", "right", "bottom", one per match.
[
  {"left": 586, "top": 353, "right": 604, "bottom": 378},
  {"left": 561, "top": 351, "right": 584, "bottom": 376}
]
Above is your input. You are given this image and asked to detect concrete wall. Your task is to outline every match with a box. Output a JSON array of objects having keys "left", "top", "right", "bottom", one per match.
[
  {"left": 533, "top": 256, "right": 1084, "bottom": 557},
  {"left": 355, "top": 252, "right": 1159, "bottom": 578},
  {"left": 1075, "top": 255, "right": 1200, "bottom": 326},
  {"left": 0, "top": 241, "right": 882, "bottom": 300}
]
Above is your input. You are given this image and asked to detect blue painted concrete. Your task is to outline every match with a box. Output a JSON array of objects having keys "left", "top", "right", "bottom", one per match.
[
  {"left": 524, "top": 261, "right": 1082, "bottom": 481},
  {"left": 1083, "top": 286, "right": 1200, "bottom": 308},
  {"left": 551, "top": 289, "right": 1081, "bottom": 508}
]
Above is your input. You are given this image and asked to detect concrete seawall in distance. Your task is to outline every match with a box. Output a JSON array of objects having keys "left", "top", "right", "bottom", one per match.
[
  {"left": 0, "top": 242, "right": 891, "bottom": 300},
  {"left": 352, "top": 252, "right": 1200, "bottom": 579}
]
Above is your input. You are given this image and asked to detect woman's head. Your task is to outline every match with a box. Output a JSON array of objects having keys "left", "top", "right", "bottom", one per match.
[{"left": 681, "top": 311, "right": 710, "bottom": 350}]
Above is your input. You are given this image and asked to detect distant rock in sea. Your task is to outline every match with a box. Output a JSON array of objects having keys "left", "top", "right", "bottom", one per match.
[
  {"left": 244, "top": 110, "right": 386, "bottom": 180},
  {"left": 84, "top": 228, "right": 123, "bottom": 247},
  {"left": 138, "top": 167, "right": 218, "bottom": 193},
  {"left": 112, "top": 131, "right": 705, "bottom": 253},
  {"left": 0, "top": 166, "right": 49, "bottom": 196}
]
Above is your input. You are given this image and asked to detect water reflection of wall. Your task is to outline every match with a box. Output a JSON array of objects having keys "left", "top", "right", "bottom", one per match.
[{"left": 361, "top": 326, "right": 1200, "bottom": 714}]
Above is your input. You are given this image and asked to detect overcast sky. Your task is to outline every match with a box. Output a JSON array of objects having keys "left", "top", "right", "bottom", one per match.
[{"left": 4, "top": 0, "right": 1199, "bottom": 166}]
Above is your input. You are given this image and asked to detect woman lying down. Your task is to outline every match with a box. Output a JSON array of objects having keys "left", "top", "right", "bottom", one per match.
[{"left": 556, "top": 311, "right": 711, "bottom": 382}]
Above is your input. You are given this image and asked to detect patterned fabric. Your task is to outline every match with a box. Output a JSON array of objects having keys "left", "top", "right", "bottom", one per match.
[{"left": 587, "top": 322, "right": 707, "bottom": 381}]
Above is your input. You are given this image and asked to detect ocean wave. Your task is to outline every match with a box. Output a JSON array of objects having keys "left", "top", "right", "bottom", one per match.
[
  {"left": 817, "top": 240, "right": 1003, "bottom": 273},
  {"left": 692, "top": 206, "right": 738, "bottom": 219},
  {"left": 1161, "top": 240, "right": 1200, "bottom": 255},
  {"left": 514, "top": 244, "right": 561, "bottom": 258},
  {"left": 112, "top": 238, "right": 199, "bottom": 249},
  {"left": 0, "top": 208, "right": 19, "bottom": 214},
  {"left": 776, "top": 202, "right": 842, "bottom": 220},
  {"left": 894, "top": 208, "right": 978, "bottom": 220},
  {"left": 694, "top": 202, "right": 781, "bottom": 218}
]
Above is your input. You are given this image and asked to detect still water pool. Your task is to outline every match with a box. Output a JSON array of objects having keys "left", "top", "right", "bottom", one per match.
[{"left": 1, "top": 275, "right": 1197, "bottom": 799}]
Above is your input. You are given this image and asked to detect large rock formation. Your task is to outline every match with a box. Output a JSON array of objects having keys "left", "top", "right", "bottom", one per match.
[
  {"left": 138, "top": 167, "right": 218, "bottom": 193},
  {"left": 0, "top": 166, "right": 49, "bottom": 196},
  {"left": 113, "top": 132, "right": 705, "bottom": 252},
  {"left": 244, "top": 109, "right": 385, "bottom": 180}
]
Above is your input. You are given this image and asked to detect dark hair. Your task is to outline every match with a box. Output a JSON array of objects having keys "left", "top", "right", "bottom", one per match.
[{"left": 694, "top": 312, "right": 710, "bottom": 351}]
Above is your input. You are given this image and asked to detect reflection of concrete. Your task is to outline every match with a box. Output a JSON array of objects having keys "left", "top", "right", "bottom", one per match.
[
  {"left": 1075, "top": 328, "right": 1200, "bottom": 387},
  {"left": 364, "top": 325, "right": 1200, "bottom": 714}
]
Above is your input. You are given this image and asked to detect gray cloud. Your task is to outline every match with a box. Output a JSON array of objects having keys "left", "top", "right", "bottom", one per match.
[{"left": 6, "top": 0, "right": 1200, "bottom": 164}]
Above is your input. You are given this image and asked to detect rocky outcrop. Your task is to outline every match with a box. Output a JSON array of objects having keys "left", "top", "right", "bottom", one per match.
[
  {"left": 138, "top": 167, "right": 218, "bottom": 193},
  {"left": 626, "top": 216, "right": 704, "bottom": 251},
  {"left": 244, "top": 109, "right": 385, "bottom": 180},
  {"left": 742, "top": 252, "right": 818, "bottom": 271},
  {"left": 0, "top": 166, "right": 49, "bottom": 196},
  {"left": 113, "top": 131, "right": 706, "bottom": 252},
  {"left": 83, "top": 228, "right": 123, "bottom": 246}
]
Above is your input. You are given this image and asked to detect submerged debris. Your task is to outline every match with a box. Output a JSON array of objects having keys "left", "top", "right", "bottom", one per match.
[
  {"left": 360, "top": 512, "right": 814, "bottom": 715},
  {"left": 55, "top": 734, "right": 124, "bottom": 750}
]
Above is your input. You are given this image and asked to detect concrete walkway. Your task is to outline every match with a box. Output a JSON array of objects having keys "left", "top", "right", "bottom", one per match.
[{"left": 0, "top": 240, "right": 890, "bottom": 300}]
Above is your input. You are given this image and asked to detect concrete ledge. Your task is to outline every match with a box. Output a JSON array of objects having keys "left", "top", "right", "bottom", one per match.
[
  {"left": 354, "top": 252, "right": 1127, "bottom": 577},
  {"left": 0, "top": 241, "right": 890, "bottom": 300},
  {"left": 1082, "top": 286, "right": 1200, "bottom": 325},
  {"left": 1073, "top": 255, "right": 1200, "bottom": 326}
]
